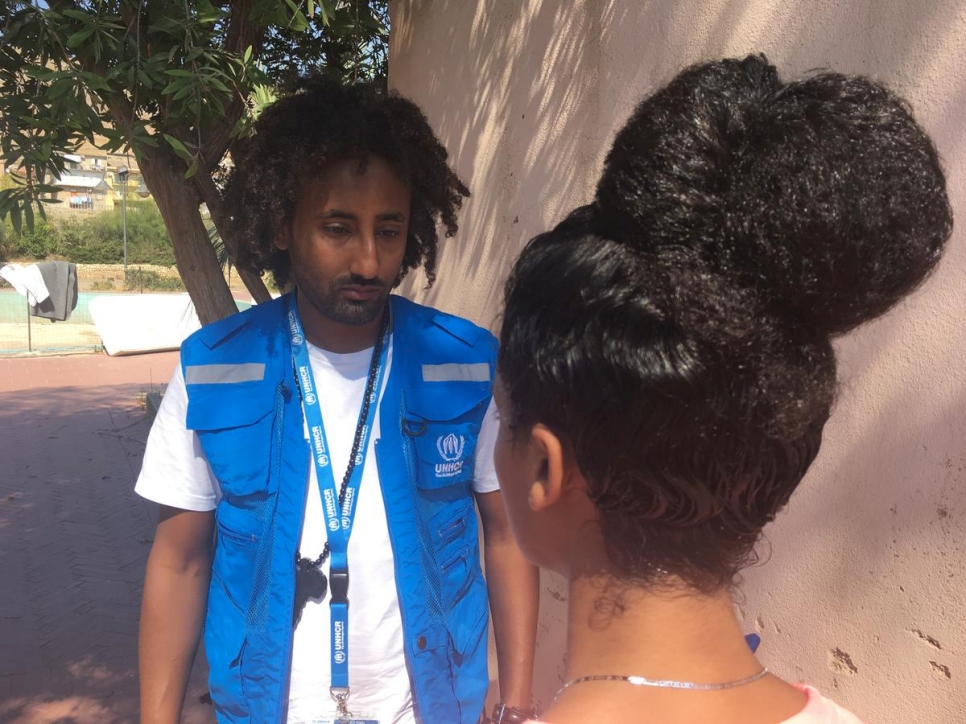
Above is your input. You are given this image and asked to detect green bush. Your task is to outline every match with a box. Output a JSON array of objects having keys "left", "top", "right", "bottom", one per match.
[
  {"left": 58, "top": 217, "right": 117, "bottom": 263},
  {"left": 8, "top": 220, "right": 59, "bottom": 259},
  {"left": 124, "top": 267, "right": 185, "bottom": 291},
  {"left": 0, "top": 222, "right": 12, "bottom": 262},
  {"left": 2, "top": 200, "right": 177, "bottom": 265},
  {"left": 58, "top": 201, "right": 176, "bottom": 265}
]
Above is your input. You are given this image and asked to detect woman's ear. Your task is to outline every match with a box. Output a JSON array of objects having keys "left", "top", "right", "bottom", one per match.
[
  {"left": 275, "top": 225, "right": 291, "bottom": 251},
  {"left": 527, "top": 423, "right": 567, "bottom": 512}
]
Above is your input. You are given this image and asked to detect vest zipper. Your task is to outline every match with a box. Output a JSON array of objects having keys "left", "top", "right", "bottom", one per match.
[
  {"left": 438, "top": 513, "right": 467, "bottom": 542},
  {"left": 441, "top": 549, "right": 467, "bottom": 574}
]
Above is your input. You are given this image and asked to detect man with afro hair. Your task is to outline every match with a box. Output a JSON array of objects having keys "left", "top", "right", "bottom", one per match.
[{"left": 136, "top": 78, "right": 538, "bottom": 724}]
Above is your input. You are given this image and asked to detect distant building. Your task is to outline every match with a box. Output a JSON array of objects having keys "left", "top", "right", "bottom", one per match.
[
  {"left": 0, "top": 142, "right": 150, "bottom": 218},
  {"left": 54, "top": 154, "right": 110, "bottom": 211}
]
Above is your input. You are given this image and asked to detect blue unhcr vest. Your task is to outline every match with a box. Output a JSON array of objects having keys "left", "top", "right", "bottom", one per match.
[{"left": 181, "top": 293, "right": 496, "bottom": 724}]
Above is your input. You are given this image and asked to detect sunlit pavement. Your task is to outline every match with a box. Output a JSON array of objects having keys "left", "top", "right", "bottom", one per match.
[{"left": 0, "top": 350, "right": 214, "bottom": 724}]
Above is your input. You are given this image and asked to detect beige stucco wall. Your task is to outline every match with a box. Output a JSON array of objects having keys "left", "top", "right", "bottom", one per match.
[{"left": 390, "top": 1, "right": 966, "bottom": 721}]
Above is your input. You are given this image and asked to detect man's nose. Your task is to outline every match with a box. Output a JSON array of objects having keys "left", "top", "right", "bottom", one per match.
[{"left": 350, "top": 232, "right": 379, "bottom": 279}]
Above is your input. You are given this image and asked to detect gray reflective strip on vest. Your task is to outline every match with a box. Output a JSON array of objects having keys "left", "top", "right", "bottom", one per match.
[
  {"left": 185, "top": 363, "right": 266, "bottom": 385},
  {"left": 421, "top": 363, "right": 491, "bottom": 382}
]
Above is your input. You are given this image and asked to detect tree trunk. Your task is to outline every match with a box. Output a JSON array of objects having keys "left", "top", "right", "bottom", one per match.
[
  {"left": 234, "top": 261, "right": 273, "bottom": 304},
  {"left": 138, "top": 146, "right": 238, "bottom": 325}
]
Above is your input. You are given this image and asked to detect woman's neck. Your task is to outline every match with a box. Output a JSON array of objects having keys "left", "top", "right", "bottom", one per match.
[
  {"left": 564, "top": 573, "right": 759, "bottom": 684},
  {"left": 543, "top": 569, "right": 805, "bottom": 723}
]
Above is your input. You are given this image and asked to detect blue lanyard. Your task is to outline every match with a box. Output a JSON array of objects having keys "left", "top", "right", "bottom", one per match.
[{"left": 286, "top": 294, "right": 390, "bottom": 697}]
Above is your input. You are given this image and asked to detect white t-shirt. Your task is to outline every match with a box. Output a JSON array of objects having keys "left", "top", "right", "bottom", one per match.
[{"left": 136, "top": 339, "right": 499, "bottom": 724}]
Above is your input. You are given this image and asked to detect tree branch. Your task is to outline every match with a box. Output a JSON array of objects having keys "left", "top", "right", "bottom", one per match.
[
  {"left": 47, "top": 0, "right": 137, "bottom": 135},
  {"left": 192, "top": 164, "right": 272, "bottom": 303},
  {"left": 226, "top": 0, "right": 260, "bottom": 54},
  {"left": 202, "top": 0, "right": 268, "bottom": 168}
]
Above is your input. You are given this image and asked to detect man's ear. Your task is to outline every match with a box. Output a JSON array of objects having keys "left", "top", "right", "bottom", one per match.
[{"left": 527, "top": 423, "right": 567, "bottom": 512}]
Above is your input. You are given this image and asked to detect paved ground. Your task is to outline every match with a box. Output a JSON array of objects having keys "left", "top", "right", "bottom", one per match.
[{"left": 0, "top": 351, "right": 215, "bottom": 724}]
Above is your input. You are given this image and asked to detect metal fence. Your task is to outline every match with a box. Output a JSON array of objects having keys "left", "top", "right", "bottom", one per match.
[
  {"left": 0, "top": 289, "right": 104, "bottom": 356},
  {"left": 0, "top": 263, "right": 182, "bottom": 356},
  {"left": 0, "top": 263, "right": 254, "bottom": 357}
]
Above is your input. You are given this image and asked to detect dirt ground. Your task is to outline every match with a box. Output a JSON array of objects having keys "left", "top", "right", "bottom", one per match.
[{"left": 0, "top": 321, "right": 104, "bottom": 356}]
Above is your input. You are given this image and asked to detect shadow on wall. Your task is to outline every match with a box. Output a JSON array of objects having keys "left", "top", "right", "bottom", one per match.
[
  {"left": 391, "top": 0, "right": 637, "bottom": 329},
  {"left": 390, "top": 0, "right": 966, "bottom": 717},
  {"left": 390, "top": 0, "right": 966, "bottom": 327},
  {"left": 736, "top": 328, "right": 966, "bottom": 716},
  {"left": 744, "top": 377, "right": 966, "bottom": 613},
  {"left": 0, "top": 385, "right": 212, "bottom": 724}
]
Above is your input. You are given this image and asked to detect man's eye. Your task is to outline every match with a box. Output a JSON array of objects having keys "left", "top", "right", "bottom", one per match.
[
  {"left": 325, "top": 225, "right": 351, "bottom": 235},
  {"left": 378, "top": 228, "right": 401, "bottom": 238}
]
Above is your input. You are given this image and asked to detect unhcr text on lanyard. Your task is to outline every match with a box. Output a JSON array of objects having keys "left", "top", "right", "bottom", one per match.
[{"left": 287, "top": 294, "right": 390, "bottom": 721}]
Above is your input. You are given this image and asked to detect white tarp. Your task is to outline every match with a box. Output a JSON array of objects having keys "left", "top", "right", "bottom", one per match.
[{"left": 89, "top": 293, "right": 201, "bottom": 356}]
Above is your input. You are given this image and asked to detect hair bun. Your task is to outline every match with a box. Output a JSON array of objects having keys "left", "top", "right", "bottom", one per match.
[{"left": 596, "top": 55, "right": 952, "bottom": 337}]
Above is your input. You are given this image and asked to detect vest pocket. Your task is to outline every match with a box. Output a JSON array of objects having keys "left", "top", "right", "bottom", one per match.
[
  {"left": 432, "top": 499, "right": 476, "bottom": 611},
  {"left": 403, "top": 383, "right": 490, "bottom": 493},
  {"left": 187, "top": 381, "right": 281, "bottom": 498},
  {"left": 205, "top": 626, "right": 250, "bottom": 722},
  {"left": 212, "top": 512, "right": 261, "bottom": 612},
  {"left": 206, "top": 522, "right": 253, "bottom": 720},
  {"left": 446, "top": 578, "right": 488, "bottom": 658}
]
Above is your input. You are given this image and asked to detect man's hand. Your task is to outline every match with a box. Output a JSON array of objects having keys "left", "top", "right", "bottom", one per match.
[{"left": 476, "top": 490, "right": 539, "bottom": 713}]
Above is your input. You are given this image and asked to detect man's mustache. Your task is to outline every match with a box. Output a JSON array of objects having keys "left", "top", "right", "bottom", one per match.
[{"left": 336, "top": 274, "right": 386, "bottom": 289}]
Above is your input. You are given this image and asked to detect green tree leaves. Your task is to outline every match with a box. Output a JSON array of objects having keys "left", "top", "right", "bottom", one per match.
[
  {"left": 0, "top": 0, "right": 387, "bottom": 322},
  {"left": 1, "top": 0, "right": 386, "bottom": 225}
]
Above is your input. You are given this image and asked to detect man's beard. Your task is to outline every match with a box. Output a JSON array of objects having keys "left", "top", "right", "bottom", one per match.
[{"left": 295, "top": 272, "right": 390, "bottom": 326}]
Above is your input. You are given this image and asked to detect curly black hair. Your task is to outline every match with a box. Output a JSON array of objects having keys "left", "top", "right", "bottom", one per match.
[
  {"left": 499, "top": 55, "right": 952, "bottom": 592},
  {"left": 225, "top": 77, "right": 469, "bottom": 289}
]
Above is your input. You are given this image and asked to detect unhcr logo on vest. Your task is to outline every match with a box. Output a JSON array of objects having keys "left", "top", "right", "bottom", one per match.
[{"left": 435, "top": 433, "right": 466, "bottom": 478}]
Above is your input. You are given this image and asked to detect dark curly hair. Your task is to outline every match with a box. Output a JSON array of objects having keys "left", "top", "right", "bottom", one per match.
[
  {"left": 499, "top": 55, "right": 952, "bottom": 593},
  {"left": 225, "top": 77, "right": 469, "bottom": 288}
]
